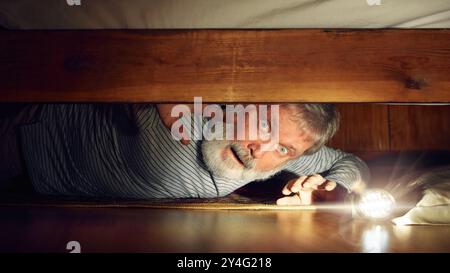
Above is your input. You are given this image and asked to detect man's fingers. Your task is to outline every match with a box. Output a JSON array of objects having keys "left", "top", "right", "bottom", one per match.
[
  {"left": 323, "top": 180, "right": 337, "bottom": 191},
  {"left": 175, "top": 128, "right": 191, "bottom": 145},
  {"left": 277, "top": 190, "right": 314, "bottom": 206},
  {"left": 282, "top": 175, "right": 337, "bottom": 203},
  {"left": 276, "top": 195, "right": 301, "bottom": 205},
  {"left": 180, "top": 137, "right": 190, "bottom": 145},
  {"left": 301, "top": 174, "right": 326, "bottom": 190},
  {"left": 283, "top": 176, "right": 308, "bottom": 194},
  {"left": 298, "top": 190, "right": 313, "bottom": 205},
  {"left": 281, "top": 179, "right": 296, "bottom": 195}
]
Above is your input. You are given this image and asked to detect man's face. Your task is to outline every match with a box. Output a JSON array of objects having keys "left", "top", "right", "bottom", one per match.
[{"left": 202, "top": 105, "right": 315, "bottom": 182}]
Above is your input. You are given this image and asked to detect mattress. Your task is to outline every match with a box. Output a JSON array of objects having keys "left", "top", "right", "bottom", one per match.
[{"left": 0, "top": 0, "right": 450, "bottom": 29}]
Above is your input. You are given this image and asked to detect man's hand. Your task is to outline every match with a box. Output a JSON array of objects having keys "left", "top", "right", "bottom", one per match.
[
  {"left": 156, "top": 104, "right": 192, "bottom": 145},
  {"left": 276, "top": 174, "right": 337, "bottom": 205}
]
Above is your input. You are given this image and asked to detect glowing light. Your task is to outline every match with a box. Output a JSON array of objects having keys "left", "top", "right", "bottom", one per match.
[
  {"left": 362, "top": 225, "right": 389, "bottom": 253},
  {"left": 357, "top": 189, "right": 396, "bottom": 219}
]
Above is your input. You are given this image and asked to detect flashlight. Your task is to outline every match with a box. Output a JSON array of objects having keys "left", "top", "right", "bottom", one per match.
[{"left": 353, "top": 189, "right": 396, "bottom": 219}]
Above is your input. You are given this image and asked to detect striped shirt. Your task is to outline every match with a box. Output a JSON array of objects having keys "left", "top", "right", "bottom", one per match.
[{"left": 18, "top": 104, "right": 370, "bottom": 199}]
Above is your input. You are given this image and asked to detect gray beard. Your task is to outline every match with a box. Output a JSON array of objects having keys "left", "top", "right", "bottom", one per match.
[{"left": 201, "top": 140, "right": 285, "bottom": 183}]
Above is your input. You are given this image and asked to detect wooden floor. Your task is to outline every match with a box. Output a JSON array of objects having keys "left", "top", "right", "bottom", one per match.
[{"left": 0, "top": 206, "right": 449, "bottom": 253}]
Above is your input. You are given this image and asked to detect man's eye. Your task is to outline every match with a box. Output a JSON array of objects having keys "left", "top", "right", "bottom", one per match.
[
  {"left": 260, "top": 120, "right": 269, "bottom": 131},
  {"left": 278, "top": 145, "right": 288, "bottom": 155}
]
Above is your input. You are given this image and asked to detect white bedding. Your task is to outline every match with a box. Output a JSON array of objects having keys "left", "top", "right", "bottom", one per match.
[
  {"left": 1, "top": 0, "right": 450, "bottom": 29},
  {"left": 393, "top": 167, "right": 450, "bottom": 225}
]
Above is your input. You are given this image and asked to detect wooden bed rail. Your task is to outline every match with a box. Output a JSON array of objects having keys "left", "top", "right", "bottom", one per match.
[{"left": 1, "top": 29, "right": 450, "bottom": 102}]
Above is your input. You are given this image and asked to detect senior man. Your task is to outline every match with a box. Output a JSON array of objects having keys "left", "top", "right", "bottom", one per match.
[{"left": 0, "top": 103, "right": 369, "bottom": 205}]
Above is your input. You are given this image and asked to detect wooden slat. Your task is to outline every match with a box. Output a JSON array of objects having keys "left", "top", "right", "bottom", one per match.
[
  {"left": 328, "top": 104, "right": 390, "bottom": 152},
  {"left": 389, "top": 105, "right": 450, "bottom": 151},
  {"left": 1, "top": 29, "right": 450, "bottom": 102}
]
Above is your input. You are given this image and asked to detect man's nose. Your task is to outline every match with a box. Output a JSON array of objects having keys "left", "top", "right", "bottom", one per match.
[{"left": 247, "top": 143, "right": 263, "bottom": 159}]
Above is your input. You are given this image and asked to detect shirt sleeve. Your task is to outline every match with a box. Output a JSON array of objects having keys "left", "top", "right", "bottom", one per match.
[
  {"left": 284, "top": 146, "right": 370, "bottom": 192},
  {"left": 124, "top": 104, "right": 159, "bottom": 130}
]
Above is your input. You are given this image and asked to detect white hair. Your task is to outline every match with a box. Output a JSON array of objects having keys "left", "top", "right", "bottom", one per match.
[{"left": 285, "top": 104, "right": 340, "bottom": 155}]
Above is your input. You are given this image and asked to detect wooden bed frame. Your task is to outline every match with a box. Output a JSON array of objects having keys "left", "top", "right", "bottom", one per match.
[
  {"left": 0, "top": 29, "right": 449, "bottom": 103},
  {"left": 1, "top": 30, "right": 450, "bottom": 253}
]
